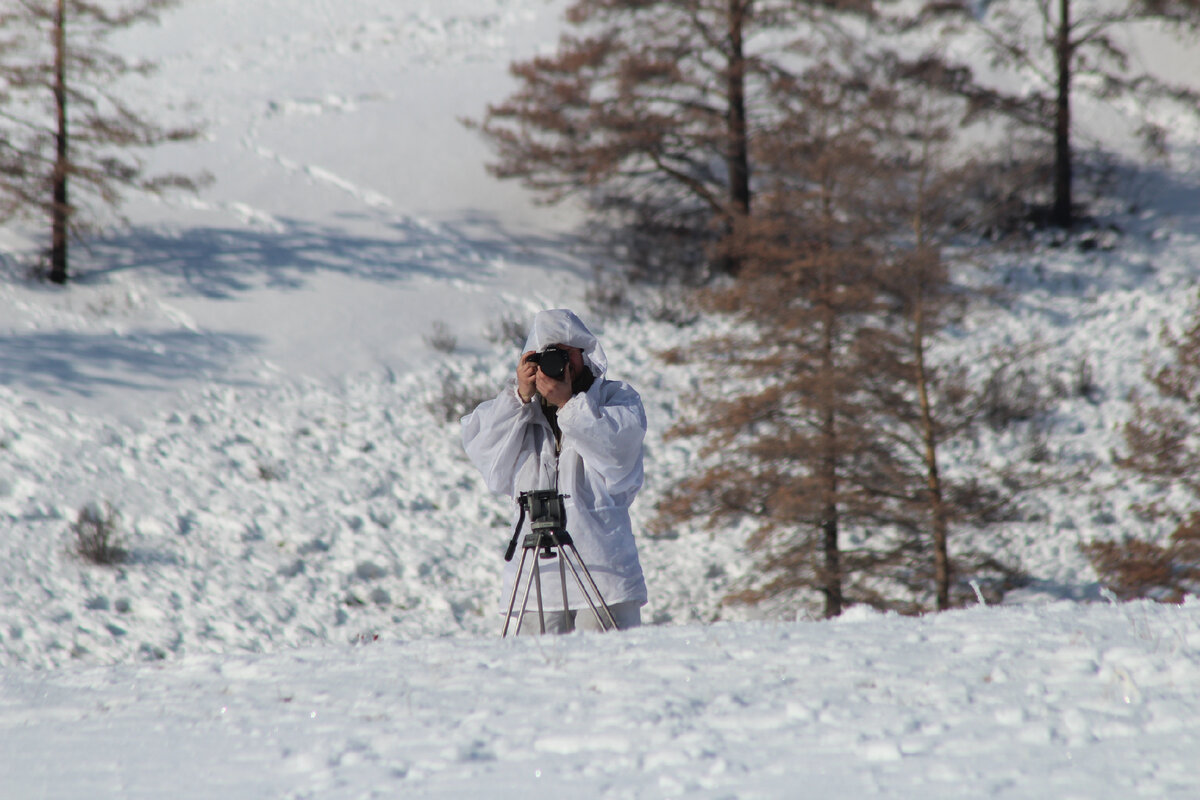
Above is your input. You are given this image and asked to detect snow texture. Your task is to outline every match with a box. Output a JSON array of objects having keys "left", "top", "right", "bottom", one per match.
[{"left": 0, "top": 0, "right": 1198, "bottom": 797}]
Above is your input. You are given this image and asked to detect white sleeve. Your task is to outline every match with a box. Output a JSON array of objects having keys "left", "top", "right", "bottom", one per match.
[
  {"left": 556, "top": 381, "right": 647, "bottom": 497},
  {"left": 460, "top": 386, "right": 542, "bottom": 497}
]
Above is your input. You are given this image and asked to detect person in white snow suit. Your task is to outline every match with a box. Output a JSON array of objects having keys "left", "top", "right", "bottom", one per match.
[{"left": 461, "top": 308, "right": 648, "bottom": 634}]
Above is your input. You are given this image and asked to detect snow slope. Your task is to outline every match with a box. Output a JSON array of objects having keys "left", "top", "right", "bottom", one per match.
[{"left": 1, "top": 0, "right": 1199, "bottom": 797}]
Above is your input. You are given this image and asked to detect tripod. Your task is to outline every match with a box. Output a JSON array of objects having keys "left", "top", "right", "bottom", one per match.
[{"left": 501, "top": 491, "right": 618, "bottom": 637}]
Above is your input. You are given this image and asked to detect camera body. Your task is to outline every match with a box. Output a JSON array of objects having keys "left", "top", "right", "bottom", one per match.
[{"left": 528, "top": 346, "right": 570, "bottom": 380}]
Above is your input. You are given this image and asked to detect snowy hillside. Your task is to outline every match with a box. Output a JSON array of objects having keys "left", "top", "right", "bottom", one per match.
[{"left": 1, "top": 0, "right": 1199, "bottom": 797}]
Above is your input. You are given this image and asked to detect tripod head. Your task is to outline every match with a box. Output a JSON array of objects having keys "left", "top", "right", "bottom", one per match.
[
  {"left": 519, "top": 490, "right": 571, "bottom": 558},
  {"left": 519, "top": 489, "right": 568, "bottom": 533},
  {"left": 505, "top": 490, "right": 571, "bottom": 562}
]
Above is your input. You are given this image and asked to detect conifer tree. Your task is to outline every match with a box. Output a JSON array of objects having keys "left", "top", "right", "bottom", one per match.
[
  {"left": 870, "top": 81, "right": 1035, "bottom": 610},
  {"left": 468, "top": 0, "right": 874, "bottom": 280},
  {"left": 654, "top": 67, "right": 913, "bottom": 617},
  {"left": 0, "top": 0, "right": 203, "bottom": 284},
  {"left": 654, "top": 63, "right": 1032, "bottom": 615},
  {"left": 907, "top": 0, "right": 1200, "bottom": 228}
]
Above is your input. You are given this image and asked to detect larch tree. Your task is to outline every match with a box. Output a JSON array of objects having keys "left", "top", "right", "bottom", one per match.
[
  {"left": 654, "top": 59, "right": 1036, "bottom": 616},
  {"left": 467, "top": 0, "right": 875, "bottom": 281},
  {"left": 0, "top": 0, "right": 203, "bottom": 284},
  {"left": 653, "top": 66, "right": 920, "bottom": 618},
  {"left": 868, "top": 70, "right": 1034, "bottom": 610},
  {"left": 906, "top": 0, "right": 1200, "bottom": 228}
]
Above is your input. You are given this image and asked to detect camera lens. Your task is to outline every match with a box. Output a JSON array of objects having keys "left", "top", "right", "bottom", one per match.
[{"left": 535, "top": 348, "right": 569, "bottom": 379}]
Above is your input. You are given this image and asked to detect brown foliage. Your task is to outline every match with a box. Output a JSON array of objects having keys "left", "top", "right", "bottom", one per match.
[
  {"left": 1082, "top": 516, "right": 1200, "bottom": 602},
  {"left": 1088, "top": 293, "right": 1200, "bottom": 602},
  {"left": 467, "top": 0, "right": 876, "bottom": 280},
  {"left": 652, "top": 69, "right": 933, "bottom": 617},
  {"left": 651, "top": 58, "right": 1042, "bottom": 616}
]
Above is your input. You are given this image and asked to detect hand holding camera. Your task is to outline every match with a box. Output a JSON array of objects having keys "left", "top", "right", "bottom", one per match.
[{"left": 518, "top": 346, "right": 574, "bottom": 407}]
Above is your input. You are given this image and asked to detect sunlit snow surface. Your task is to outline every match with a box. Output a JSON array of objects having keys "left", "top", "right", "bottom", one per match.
[
  {"left": 1, "top": 0, "right": 1199, "bottom": 797},
  {"left": 3, "top": 602, "right": 1198, "bottom": 799}
]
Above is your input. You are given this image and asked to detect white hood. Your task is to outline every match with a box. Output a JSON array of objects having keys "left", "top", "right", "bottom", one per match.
[{"left": 521, "top": 309, "right": 608, "bottom": 377}]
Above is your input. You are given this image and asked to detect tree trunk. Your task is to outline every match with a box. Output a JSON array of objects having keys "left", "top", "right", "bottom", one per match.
[
  {"left": 719, "top": 0, "right": 751, "bottom": 276},
  {"left": 820, "top": 457, "right": 843, "bottom": 618},
  {"left": 819, "top": 299, "right": 844, "bottom": 618},
  {"left": 50, "top": 0, "right": 69, "bottom": 284},
  {"left": 913, "top": 290, "right": 951, "bottom": 610},
  {"left": 911, "top": 167, "right": 952, "bottom": 609},
  {"left": 726, "top": 0, "right": 751, "bottom": 219},
  {"left": 1051, "top": 0, "right": 1072, "bottom": 228}
]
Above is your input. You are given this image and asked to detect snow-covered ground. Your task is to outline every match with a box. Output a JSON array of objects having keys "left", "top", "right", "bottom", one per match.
[
  {"left": 3, "top": 601, "right": 1198, "bottom": 799},
  {"left": 1, "top": 0, "right": 1199, "bottom": 797}
]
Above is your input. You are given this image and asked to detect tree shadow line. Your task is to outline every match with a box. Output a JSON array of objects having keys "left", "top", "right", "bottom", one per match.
[
  {"left": 80, "top": 210, "right": 590, "bottom": 300},
  {"left": 2, "top": 209, "right": 588, "bottom": 399},
  {"left": 0, "top": 328, "right": 262, "bottom": 400},
  {"left": 992, "top": 159, "right": 1200, "bottom": 299}
]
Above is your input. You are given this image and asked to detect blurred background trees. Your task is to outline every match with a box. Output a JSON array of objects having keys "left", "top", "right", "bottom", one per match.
[
  {"left": 1083, "top": 294, "right": 1200, "bottom": 602},
  {"left": 468, "top": 0, "right": 877, "bottom": 283},
  {"left": 0, "top": 0, "right": 204, "bottom": 284},
  {"left": 901, "top": 0, "right": 1200, "bottom": 228}
]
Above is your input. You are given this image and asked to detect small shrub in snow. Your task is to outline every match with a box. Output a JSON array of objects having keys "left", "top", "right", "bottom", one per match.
[
  {"left": 1088, "top": 296, "right": 1200, "bottom": 602},
  {"left": 1073, "top": 354, "right": 1101, "bottom": 401},
  {"left": 647, "top": 289, "right": 699, "bottom": 327},
  {"left": 257, "top": 462, "right": 282, "bottom": 481},
  {"left": 72, "top": 501, "right": 126, "bottom": 566},
  {"left": 1082, "top": 520, "right": 1200, "bottom": 602},
  {"left": 485, "top": 312, "right": 528, "bottom": 349},
  {"left": 584, "top": 273, "right": 628, "bottom": 318},
  {"left": 429, "top": 373, "right": 495, "bottom": 423},
  {"left": 981, "top": 363, "right": 1048, "bottom": 431},
  {"left": 424, "top": 320, "right": 457, "bottom": 353}
]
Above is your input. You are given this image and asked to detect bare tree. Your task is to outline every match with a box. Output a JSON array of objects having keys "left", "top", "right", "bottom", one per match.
[
  {"left": 0, "top": 0, "right": 204, "bottom": 284},
  {"left": 905, "top": 0, "right": 1200, "bottom": 228},
  {"left": 652, "top": 65, "right": 919, "bottom": 618},
  {"left": 467, "top": 0, "right": 873, "bottom": 281}
]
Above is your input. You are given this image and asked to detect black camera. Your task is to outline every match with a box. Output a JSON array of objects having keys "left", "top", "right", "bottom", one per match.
[{"left": 528, "top": 346, "right": 570, "bottom": 380}]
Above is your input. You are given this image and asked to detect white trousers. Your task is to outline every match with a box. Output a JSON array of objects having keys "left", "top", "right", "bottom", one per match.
[{"left": 513, "top": 601, "right": 642, "bottom": 635}]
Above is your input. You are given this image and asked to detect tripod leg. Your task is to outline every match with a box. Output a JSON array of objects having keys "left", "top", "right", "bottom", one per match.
[
  {"left": 532, "top": 555, "right": 546, "bottom": 635},
  {"left": 502, "top": 546, "right": 532, "bottom": 638},
  {"left": 558, "top": 547, "right": 571, "bottom": 630},
  {"left": 562, "top": 543, "right": 619, "bottom": 631},
  {"left": 512, "top": 551, "right": 540, "bottom": 637}
]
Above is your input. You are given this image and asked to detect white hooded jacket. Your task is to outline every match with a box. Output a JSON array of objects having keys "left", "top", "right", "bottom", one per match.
[{"left": 461, "top": 309, "right": 649, "bottom": 612}]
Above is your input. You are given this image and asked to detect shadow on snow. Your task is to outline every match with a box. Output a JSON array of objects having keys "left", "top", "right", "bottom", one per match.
[
  {"left": 79, "top": 211, "right": 590, "bottom": 300},
  {"left": 0, "top": 329, "right": 262, "bottom": 399},
  {"left": 3, "top": 209, "right": 587, "bottom": 399}
]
